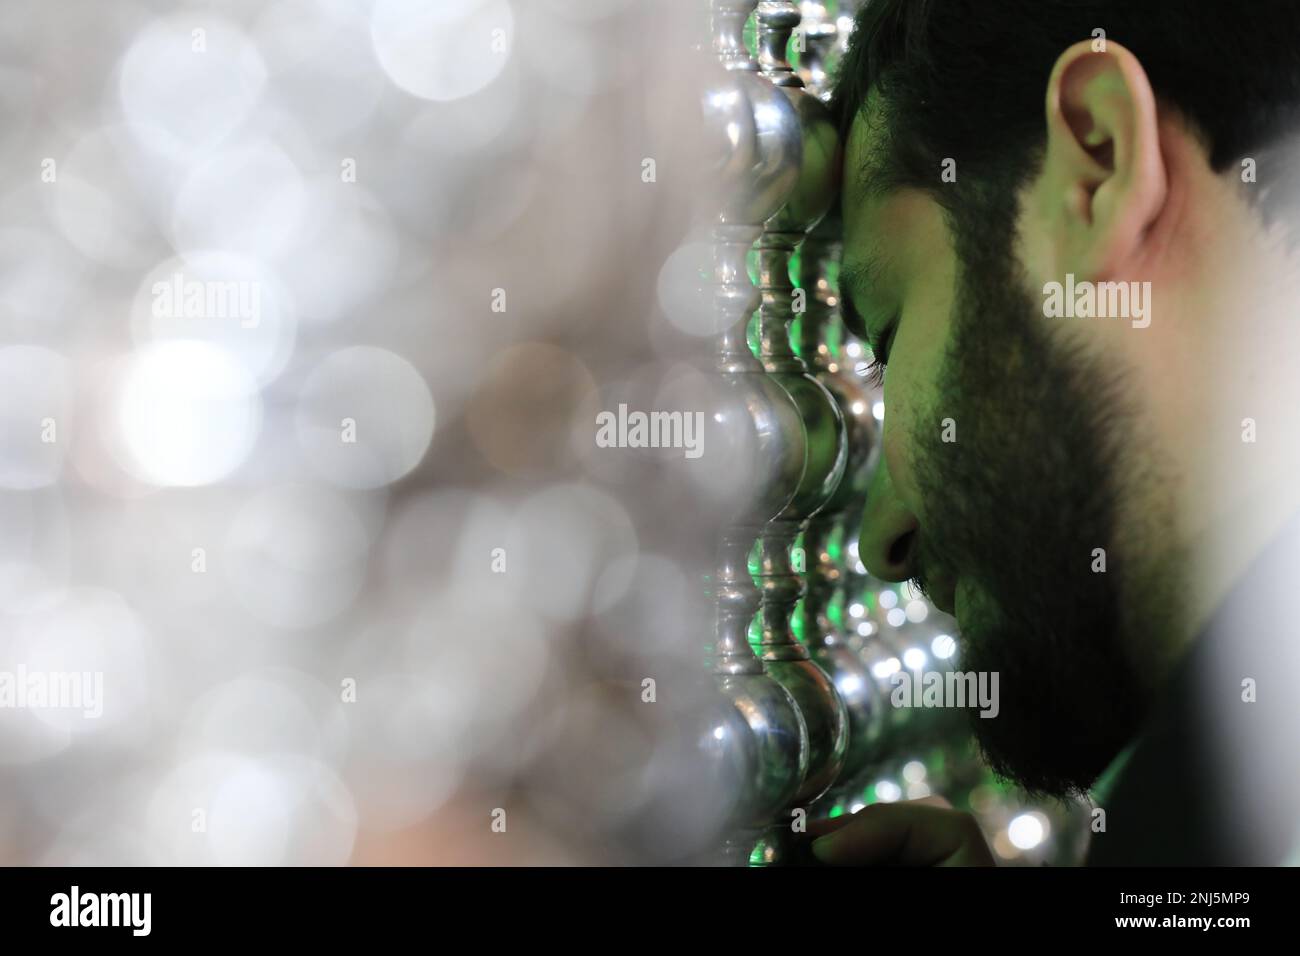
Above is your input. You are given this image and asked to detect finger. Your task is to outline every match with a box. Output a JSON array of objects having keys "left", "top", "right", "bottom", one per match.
[
  {"left": 804, "top": 795, "right": 950, "bottom": 838},
  {"left": 810, "top": 803, "right": 994, "bottom": 866},
  {"left": 804, "top": 814, "right": 859, "bottom": 838},
  {"left": 909, "top": 794, "right": 953, "bottom": 810}
]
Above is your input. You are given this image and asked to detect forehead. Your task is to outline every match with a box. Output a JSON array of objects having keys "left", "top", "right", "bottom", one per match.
[
  {"left": 842, "top": 104, "right": 886, "bottom": 211},
  {"left": 841, "top": 110, "right": 889, "bottom": 268},
  {"left": 840, "top": 110, "right": 947, "bottom": 281}
]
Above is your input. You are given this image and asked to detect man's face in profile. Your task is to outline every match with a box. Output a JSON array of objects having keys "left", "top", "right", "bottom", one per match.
[
  {"left": 814, "top": 0, "right": 1300, "bottom": 866},
  {"left": 840, "top": 108, "right": 1154, "bottom": 798}
]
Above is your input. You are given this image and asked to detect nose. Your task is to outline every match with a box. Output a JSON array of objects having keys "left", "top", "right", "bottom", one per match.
[{"left": 859, "top": 456, "right": 920, "bottom": 582}]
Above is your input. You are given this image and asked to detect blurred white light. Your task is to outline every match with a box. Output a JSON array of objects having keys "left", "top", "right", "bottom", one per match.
[
  {"left": 907, "top": 782, "right": 932, "bottom": 800},
  {"left": 874, "top": 780, "right": 902, "bottom": 803},
  {"left": 848, "top": 602, "right": 865, "bottom": 618},
  {"left": 838, "top": 673, "right": 863, "bottom": 696},
  {"left": 879, "top": 589, "right": 898, "bottom": 609},
  {"left": 225, "top": 485, "right": 372, "bottom": 629},
  {"left": 887, "top": 608, "right": 907, "bottom": 628},
  {"left": 181, "top": 672, "right": 340, "bottom": 760},
  {"left": 845, "top": 341, "right": 862, "bottom": 358},
  {"left": 295, "top": 347, "right": 436, "bottom": 489},
  {"left": 275, "top": 179, "right": 399, "bottom": 326},
  {"left": 871, "top": 657, "right": 901, "bottom": 680},
  {"left": 5, "top": 587, "right": 151, "bottom": 745},
  {"left": 850, "top": 400, "right": 866, "bottom": 416},
  {"left": 132, "top": 251, "right": 298, "bottom": 387},
  {"left": 117, "top": 341, "right": 262, "bottom": 487},
  {"left": 849, "top": 801, "right": 866, "bottom": 813},
  {"left": 836, "top": 15, "right": 856, "bottom": 49},
  {"left": 371, "top": 0, "right": 515, "bottom": 102},
  {"left": 505, "top": 484, "right": 639, "bottom": 622},
  {"left": 656, "top": 240, "right": 717, "bottom": 338},
  {"left": 872, "top": 401, "right": 885, "bottom": 421},
  {"left": 905, "top": 599, "right": 929, "bottom": 623},
  {"left": 0, "top": 346, "right": 71, "bottom": 489},
  {"left": 1008, "top": 812, "right": 1048, "bottom": 850},
  {"left": 50, "top": 173, "right": 148, "bottom": 271},
  {"left": 147, "top": 753, "right": 356, "bottom": 865},
  {"left": 902, "top": 759, "right": 927, "bottom": 783},
  {"left": 171, "top": 143, "right": 307, "bottom": 258},
  {"left": 932, "top": 634, "right": 958, "bottom": 660},
  {"left": 902, "top": 647, "right": 927, "bottom": 670},
  {"left": 253, "top": 0, "right": 386, "bottom": 141},
  {"left": 210, "top": 761, "right": 294, "bottom": 865},
  {"left": 856, "top": 621, "right": 875, "bottom": 637},
  {"left": 119, "top": 17, "right": 267, "bottom": 158},
  {"left": 400, "top": 65, "right": 524, "bottom": 157}
]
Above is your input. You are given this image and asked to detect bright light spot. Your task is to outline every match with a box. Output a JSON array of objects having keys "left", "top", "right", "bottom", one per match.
[
  {"left": 857, "top": 621, "right": 876, "bottom": 637},
  {"left": 657, "top": 240, "right": 715, "bottom": 337},
  {"left": 118, "top": 342, "right": 262, "bottom": 486},
  {"left": 371, "top": 0, "right": 515, "bottom": 102},
  {"left": 838, "top": 674, "right": 863, "bottom": 696},
  {"left": 1008, "top": 813, "right": 1047, "bottom": 850},
  {"left": 903, "top": 647, "right": 927, "bottom": 670},
  {"left": 713, "top": 726, "right": 726, "bottom": 741},
  {"left": 133, "top": 251, "right": 297, "bottom": 387},
  {"left": 845, "top": 341, "right": 862, "bottom": 358},
  {"left": 874, "top": 780, "right": 902, "bottom": 803},
  {"left": 905, "top": 599, "right": 929, "bottom": 623},
  {"left": 849, "top": 801, "right": 865, "bottom": 813},
  {"left": 171, "top": 143, "right": 307, "bottom": 258},
  {"left": 887, "top": 608, "right": 906, "bottom": 628},
  {"left": 278, "top": 178, "right": 401, "bottom": 326},
  {"left": 848, "top": 602, "right": 865, "bottom": 618},
  {"left": 907, "top": 782, "right": 932, "bottom": 800},
  {"left": 879, "top": 589, "right": 898, "bottom": 609},
  {"left": 871, "top": 657, "right": 901, "bottom": 679},
  {"left": 836, "top": 14, "right": 856, "bottom": 44},
  {"left": 296, "top": 346, "right": 436, "bottom": 489},
  {"left": 902, "top": 760, "right": 926, "bottom": 783},
  {"left": 850, "top": 401, "right": 866, "bottom": 416},
  {"left": 119, "top": 17, "right": 267, "bottom": 158},
  {"left": 932, "top": 634, "right": 958, "bottom": 660},
  {"left": 872, "top": 401, "right": 885, "bottom": 421}
]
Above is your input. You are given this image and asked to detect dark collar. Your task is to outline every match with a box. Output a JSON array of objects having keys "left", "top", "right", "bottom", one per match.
[{"left": 1086, "top": 511, "right": 1300, "bottom": 865}]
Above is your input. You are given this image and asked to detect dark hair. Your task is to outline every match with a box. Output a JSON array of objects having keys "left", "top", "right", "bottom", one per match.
[{"left": 831, "top": 0, "right": 1300, "bottom": 230}]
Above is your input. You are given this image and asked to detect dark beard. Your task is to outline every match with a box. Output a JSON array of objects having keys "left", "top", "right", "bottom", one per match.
[{"left": 908, "top": 208, "right": 1153, "bottom": 799}]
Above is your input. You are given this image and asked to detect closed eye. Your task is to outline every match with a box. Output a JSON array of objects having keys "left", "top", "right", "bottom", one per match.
[{"left": 863, "top": 319, "right": 898, "bottom": 387}]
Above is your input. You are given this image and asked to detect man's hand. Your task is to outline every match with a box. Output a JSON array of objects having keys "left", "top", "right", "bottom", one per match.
[{"left": 806, "top": 797, "right": 996, "bottom": 866}]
